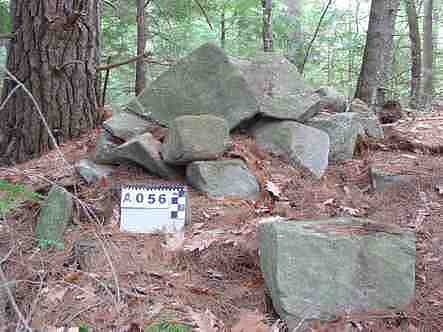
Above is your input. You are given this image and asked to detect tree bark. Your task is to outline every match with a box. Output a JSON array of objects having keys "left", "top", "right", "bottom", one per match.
[
  {"left": 422, "top": 0, "right": 433, "bottom": 109},
  {"left": 355, "top": 0, "right": 400, "bottom": 105},
  {"left": 284, "top": 0, "right": 304, "bottom": 72},
  {"left": 262, "top": 0, "right": 273, "bottom": 52},
  {"left": 0, "top": 0, "right": 99, "bottom": 165},
  {"left": 135, "top": 0, "right": 146, "bottom": 96},
  {"left": 405, "top": 0, "right": 421, "bottom": 109},
  {"left": 220, "top": 4, "right": 226, "bottom": 49}
]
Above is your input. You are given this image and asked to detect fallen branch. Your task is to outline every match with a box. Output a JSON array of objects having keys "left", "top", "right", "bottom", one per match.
[
  {"left": 96, "top": 52, "right": 152, "bottom": 72},
  {"left": 193, "top": 0, "right": 214, "bottom": 31},
  {"left": 0, "top": 33, "right": 14, "bottom": 40}
]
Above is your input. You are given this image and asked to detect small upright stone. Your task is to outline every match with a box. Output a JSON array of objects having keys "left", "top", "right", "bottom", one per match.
[
  {"left": 258, "top": 217, "right": 416, "bottom": 324},
  {"left": 36, "top": 185, "right": 74, "bottom": 250},
  {"left": 350, "top": 98, "right": 371, "bottom": 113},
  {"left": 161, "top": 115, "right": 230, "bottom": 165},
  {"left": 186, "top": 160, "right": 260, "bottom": 198}
]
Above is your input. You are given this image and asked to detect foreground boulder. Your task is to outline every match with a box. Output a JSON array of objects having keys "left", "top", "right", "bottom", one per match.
[
  {"left": 252, "top": 120, "right": 329, "bottom": 178},
  {"left": 36, "top": 185, "right": 74, "bottom": 250},
  {"left": 307, "top": 113, "right": 364, "bottom": 161},
  {"left": 75, "top": 159, "right": 114, "bottom": 184},
  {"left": 258, "top": 217, "right": 415, "bottom": 324},
  {"left": 126, "top": 43, "right": 258, "bottom": 130},
  {"left": 316, "top": 86, "right": 347, "bottom": 113},
  {"left": 186, "top": 159, "right": 260, "bottom": 198},
  {"left": 161, "top": 115, "right": 230, "bottom": 164},
  {"left": 116, "top": 133, "right": 181, "bottom": 179},
  {"left": 233, "top": 52, "right": 321, "bottom": 122},
  {"left": 103, "top": 111, "right": 153, "bottom": 141}
]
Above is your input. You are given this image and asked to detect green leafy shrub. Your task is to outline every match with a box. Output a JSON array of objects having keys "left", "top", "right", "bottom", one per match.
[
  {"left": 145, "top": 321, "right": 191, "bottom": 332},
  {"left": 0, "top": 179, "right": 44, "bottom": 215}
]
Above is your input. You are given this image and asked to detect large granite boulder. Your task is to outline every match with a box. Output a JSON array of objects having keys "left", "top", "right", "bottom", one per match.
[
  {"left": 252, "top": 120, "right": 329, "bottom": 178},
  {"left": 103, "top": 111, "right": 153, "bottom": 141},
  {"left": 36, "top": 185, "right": 74, "bottom": 250},
  {"left": 126, "top": 43, "right": 258, "bottom": 130},
  {"left": 258, "top": 217, "right": 416, "bottom": 324},
  {"left": 315, "top": 86, "right": 347, "bottom": 113},
  {"left": 307, "top": 113, "right": 365, "bottom": 161},
  {"left": 116, "top": 133, "right": 181, "bottom": 180},
  {"left": 233, "top": 52, "right": 322, "bottom": 122},
  {"left": 186, "top": 159, "right": 260, "bottom": 198},
  {"left": 161, "top": 115, "right": 230, "bottom": 165}
]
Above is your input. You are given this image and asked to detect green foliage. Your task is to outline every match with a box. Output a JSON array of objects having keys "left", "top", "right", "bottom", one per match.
[
  {"left": 0, "top": 0, "right": 10, "bottom": 33},
  {"left": 79, "top": 326, "right": 89, "bottom": 332},
  {"left": 144, "top": 321, "right": 191, "bottom": 332},
  {"left": 0, "top": 180, "right": 44, "bottom": 216}
]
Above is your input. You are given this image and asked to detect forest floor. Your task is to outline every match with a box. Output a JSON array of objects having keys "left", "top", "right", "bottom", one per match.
[{"left": 1, "top": 111, "right": 443, "bottom": 332}]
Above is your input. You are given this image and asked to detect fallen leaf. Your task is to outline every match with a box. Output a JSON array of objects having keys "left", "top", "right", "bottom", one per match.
[{"left": 64, "top": 271, "right": 81, "bottom": 283}]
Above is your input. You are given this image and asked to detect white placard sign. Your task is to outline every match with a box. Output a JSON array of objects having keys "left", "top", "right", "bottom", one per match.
[{"left": 120, "top": 185, "right": 187, "bottom": 234}]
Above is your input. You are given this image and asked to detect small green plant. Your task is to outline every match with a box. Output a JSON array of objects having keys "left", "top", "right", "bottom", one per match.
[
  {"left": 145, "top": 321, "right": 191, "bottom": 332},
  {"left": 79, "top": 325, "right": 89, "bottom": 332},
  {"left": 0, "top": 179, "right": 44, "bottom": 215}
]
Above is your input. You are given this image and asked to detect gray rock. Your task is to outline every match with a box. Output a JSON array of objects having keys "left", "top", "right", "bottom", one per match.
[
  {"left": 93, "top": 131, "right": 124, "bottom": 165},
  {"left": 316, "top": 86, "right": 347, "bottom": 113},
  {"left": 161, "top": 115, "right": 230, "bottom": 165},
  {"left": 258, "top": 217, "right": 416, "bottom": 323},
  {"left": 103, "top": 111, "right": 153, "bottom": 141},
  {"left": 252, "top": 120, "right": 329, "bottom": 178},
  {"left": 116, "top": 133, "right": 181, "bottom": 180},
  {"left": 233, "top": 52, "right": 322, "bottom": 122},
  {"left": 307, "top": 113, "right": 365, "bottom": 161},
  {"left": 353, "top": 112, "right": 384, "bottom": 139},
  {"left": 350, "top": 98, "right": 371, "bottom": 113},
  {"left": 75, "top": 159, "right": 114, "bottom": 184},
  {"left": 126, "top": 43, "right": 258, "bottom": 130},
  {"left": 36, "top": 185, "right": 74, "bottom": 250},
  {"left": 369, "top": 167, "right": 416, "bottom": 192},
  {"left": 73, "top": 240, "right": 100, "bottom": 272},
  {"left": 186, "top": 160, "right": 260, "bottom": 198}
]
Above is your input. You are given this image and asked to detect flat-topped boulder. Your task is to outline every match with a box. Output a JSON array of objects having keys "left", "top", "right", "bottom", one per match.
[
  {"left": 126, "top": 43, "right": 258, "bottom": 130},
  {"left": 116, "top": 133, "right": 181, "bottom": 180},
  {"left": 103, "top": 111, "right": 153, "bottom": 141},
  {"left": 258, "top": 217, "right": 416, "bottom": 325},
  {"left": 186, "top": 159, "right": 260, "bottom": 198},
  {"left": 252, "top": 120, "right": 329, "bottom": 178},
  {"left": 233, "top": 52, "right": 322, "bottom": 122},
  {"left": 161, "top": 115, "right": 230, "bottom": 165}
]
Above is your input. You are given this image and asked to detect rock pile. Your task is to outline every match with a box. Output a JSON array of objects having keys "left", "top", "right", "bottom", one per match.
[{"left": 79, "top": 42, "right": 383, "bottom": 197}]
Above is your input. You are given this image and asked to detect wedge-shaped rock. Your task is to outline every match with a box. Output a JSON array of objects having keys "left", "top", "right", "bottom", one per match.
[
  {"left": 316, "top": 86, "right": 347, "bottom": 113},
  {"left": 258, "top": 217, "right": 416, "bottom": 324},
  {"left": 116, "top": 133, "right": 181, "bottom": 179},
  {"left": 36, "top": 185, "right": 74, "bottom": 250},
  {"left": 103, "top": 111, "right": 153, "bottom": 141},
  {"left": 161, "top": 115, "right": 230, "bottom": 165},
  {"left": 126, "top": 43, "right": 258, "bottom": 130},
  {"left": 93, "top": 131, "right": 124, "bottom": 165},
  {"left": 233, "top": 52, "right": 321, "bottom": 122},
  {"left": 75, "top": 159, "right": 114, "bottom": 184},
  {"left": 186, "top": 160, "right": 260, "bottom": 198},
  {"left": 307, "top": 113, "right": 365, "bottom": 161},
  {"left": 252, "top": 120, "right": 329, "bottom": 178}
]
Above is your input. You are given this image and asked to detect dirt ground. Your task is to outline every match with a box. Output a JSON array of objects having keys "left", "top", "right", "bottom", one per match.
[{"left": 1, "top": 112, "right": 443, "bottom": 331}]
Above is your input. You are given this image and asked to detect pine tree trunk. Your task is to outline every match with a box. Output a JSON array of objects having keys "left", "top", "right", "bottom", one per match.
[
  {"left": 355, "top": 0, "right": 400, "bottom": 105},
  {"left": 0, "top": 0, "right": 99, "bottom": 165},
  {"left": 262, "top": 0, "right": 273, "bottom": 52},
  {"left": 422, "top": 0, "right": 433, "bottom": 110},
  {"left": 135, "top": 0, "right": 146, "bottom": 96},
  {"left": 405, "top": 0, "right": 421, "bottom": 109}
]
